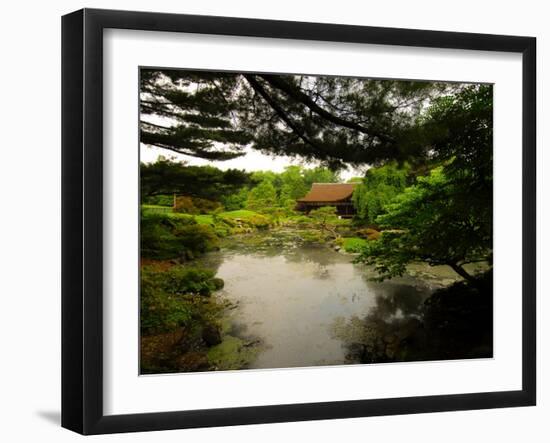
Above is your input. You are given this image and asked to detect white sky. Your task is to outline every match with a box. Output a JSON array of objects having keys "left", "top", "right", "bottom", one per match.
[{"left": 139, "top": 143, "right": 367, "bottom": 181}]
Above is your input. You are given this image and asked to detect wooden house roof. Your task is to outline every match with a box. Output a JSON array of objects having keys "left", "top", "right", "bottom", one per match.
[{"left": 297, "top": 183, "right": 357, "bottom": 203}]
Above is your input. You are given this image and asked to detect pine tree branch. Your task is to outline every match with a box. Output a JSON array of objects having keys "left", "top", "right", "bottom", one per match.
[
  {"left": 243, "top": 74, "right": 326, "bottom": 154},
  {"left": 258, "top": 74, "right": 396, "bottom": 144},
  {"left": 140, "top": 120, "right": 171, "bottom": 131}
]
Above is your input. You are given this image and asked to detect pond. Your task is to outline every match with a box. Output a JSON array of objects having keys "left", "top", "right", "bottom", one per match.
[{"left": 197, "top": 231, "right": 465, "bottom": 370}]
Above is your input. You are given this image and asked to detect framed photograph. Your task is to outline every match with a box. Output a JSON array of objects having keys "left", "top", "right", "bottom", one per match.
[{"left": 62, "top": 8, "right": 536, "bottom": 435}]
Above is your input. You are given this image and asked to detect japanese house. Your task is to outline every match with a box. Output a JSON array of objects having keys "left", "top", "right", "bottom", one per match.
[{"left": 296, "top": 183, "right": 357, "bottom": 218}]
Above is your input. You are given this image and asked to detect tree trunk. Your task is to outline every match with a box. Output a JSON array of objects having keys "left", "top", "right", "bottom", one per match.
[{"left": 448, "top": 262, "right": 476, "bottom": 284}]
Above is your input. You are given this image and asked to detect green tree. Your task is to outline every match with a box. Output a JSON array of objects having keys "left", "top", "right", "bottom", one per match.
[
  {"left": 220, "top": 187, "right": 249, "bottom": 211},
  {"left": 246, "top": 180, "right": 278, "bottom": 211},
  {"left": 422, "top": 84, "right": 493, "bottom": 236},
  {"left": 140, "top": 158, "right": 253, "bottom": 201},
  {"left": 356, "top": 84, "right": 493, "bottom": 283},
  {"left": 302, "top": 167, "right": 340, "bottom": 188},
  {"left": 356, "top": 168, "right": 491, "bottom": 283},
  {"left": 352, "top": 162, "right": 410, "bottom": 225},
  {"left": 140, "top": 212, "right": 218, "bottom": 260},
  {"left": 279, "top": 166, "right": 308, "bottom": 200},
  {"left": 308, "top": 206, "right": 341, "bottom": 240}
]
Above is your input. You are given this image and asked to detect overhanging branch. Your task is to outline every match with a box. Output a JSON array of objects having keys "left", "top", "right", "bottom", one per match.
[{"left": 258, "top": 74, "right": 396, "bottom": 144}]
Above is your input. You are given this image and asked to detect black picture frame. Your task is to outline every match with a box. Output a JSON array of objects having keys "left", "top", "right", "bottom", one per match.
[{"left": 61, "top": 8, "right": 536, "bottom": 435}]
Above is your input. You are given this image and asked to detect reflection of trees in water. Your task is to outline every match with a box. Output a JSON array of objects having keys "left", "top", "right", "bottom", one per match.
[
  {"left": 332, "top": 273, "right": 493, "bottom": 364},
  {"left": 283, "top": 246, "right": 335, "bottom": 267},
  {"left": 222, "top": 232, "right": 349, "bottom": 279},
  {"left": 193, "top": 251, "right": 225, "bottom": 274},
  {"left": 283, "top": 244, "right": 343, "bottom": 280},
  {"left": 331, "top": 283, "right": 429, "bottom": 363},
  {"left": 365, "top": 282, "right": 431, "bottom": 318}
]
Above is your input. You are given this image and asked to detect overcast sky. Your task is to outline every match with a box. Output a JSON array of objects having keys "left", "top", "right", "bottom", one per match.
[{"left": 140, "top": 144, "right": 367, "bottom": 181}]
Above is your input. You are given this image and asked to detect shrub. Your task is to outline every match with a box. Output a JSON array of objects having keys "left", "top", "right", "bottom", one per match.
[
  {"left": 161, "top": 267, "right": 224, "bottom": 296},
  {"left": 141, "top": 212, "right": 218, "bottom": 260},
  {"left": 174, "top": 196, "right": 199, "bottom": 214},
  {"left": 299, "top": 230, "right": 325, "bottom": 243},
  {"left": 142, "top": 194, "right": 174, "bottom": 207},
  {"left": 173, "top": 224, "right": 219, "bottom": 258},
  {"left": 356, "top": 228, "right": 382, "bottom": 241},
  {"left": 342, "top": 237, "right": 368, "bottom": 253},
  {"left": 140, "top": 270, "right": 193, "bottom": 335},
  {"left": 140, "top": 265, "right": 225, "bottom": 335},
  {"left": 192, "top": 197, "right": 223, "bottom": 214},
  {"left": 240, "top": 213, "right": 271, "bottom": 229},
  {"left": 220, "top": 210, "right": 271, "bottom": 228},
  {"left": 220, "top": 187, "right": 248, "bottom": 211},
  {"left": 174, "top": 196, "right": 223, "bottom": 214},
  {"left": 292, "top": 215, "right": 313, "bottom": 226}
]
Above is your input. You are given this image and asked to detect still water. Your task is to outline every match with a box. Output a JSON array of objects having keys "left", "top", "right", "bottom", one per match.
[{"left": 198, "top": 235, "right": 459, "bottom": 369}]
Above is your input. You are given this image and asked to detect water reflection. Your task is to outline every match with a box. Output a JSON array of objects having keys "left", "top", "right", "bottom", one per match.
[
  {"left": 196, "top": 233, "right": 453, "bottom": 369},
  {"left": 330, "top": 284, "right": 431, "bottom": 364},
  {"left": 333, "top": 274, "right": 493, "bottom": 364}
]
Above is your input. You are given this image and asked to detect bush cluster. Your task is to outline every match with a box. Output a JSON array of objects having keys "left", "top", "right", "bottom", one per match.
[
  {"left": 140, "top": 265, "right": 224, "bottom": 335},
  {"left": 141, "top": 211, "right": 218, "bottom": 260},
  {"left": 142, "top": 194, "right": 174, "bottom": 207},
  {"left": 174, "top": 196, "right": 222, "bottom": 215}
]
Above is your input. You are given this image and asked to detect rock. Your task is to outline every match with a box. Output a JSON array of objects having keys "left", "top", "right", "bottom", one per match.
[
  {"left": 202, "top": 324, "right": 222, "bottom": 346},
  {"left": 212, "top": 277, "right": 224, "bottom": 290}
]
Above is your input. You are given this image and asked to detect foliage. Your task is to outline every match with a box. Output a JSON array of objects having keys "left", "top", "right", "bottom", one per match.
[
  {"left": 140, "top": 273, "right": 192, "bottom": 335},
  {"left": 356, "top": 168, "right": 491, "bottom": 282},
  {"left": 309, "top": 206, "right": 339, "bottom": 223},
  {"left": 246, "top": 179, "right": 278, "bottom": 211},
  {"left": 160, "top": 267, "right": 224, "bottom": 296},
  {"left": 141, "top": 158, "right": 253, "bottom": 200},
  {"left": 356, "top": 228, "right": 382, "bottom": 241},
  {"left": 246, "top": 166, "right": 340, "bottom": 214},
  {"left": 173, "top": 196, "right": 197, "bottom": 214},
  {"left": 141, "top": 70, "right": 451, "bottom": 167},
  {"left": 140, "top": 70, "right": 251, "bottom": 160},
  {"left": 278, "top": 166, "right": 309, "bottom": 201},
  {"left": 308, "top": 206, "right": 341, "bottom": 239},
  {"left": 354, "top": 85, "right": 493, "bottom": 283},
  {"left": 342, "top": 237, "right": 368, "bottom": 253},
  {"left": 286, "top": 215, "right": 313, "bottom": 226},
  {"left": 302, "top": 167, "right": 341, "bottom": 188},
  {"left": 140, "top": 265, "right": 224, "bottom": 335},
  {"left": 141, "top": 159, "right": 342, "bottom": 217},
  {"left": 194, "top": 210, "right": 272, "bottom": 237},
  {"left": 220, "top": 210, "right": 271, "bottom": 229},
  {"left": 422, "top": 84, "right": 493, "bottom": 239},
  {"left": 352, "top": 162, "right": 410, "bottom": 225},
  {"left": 424, "top": 84, "right": 493, "bottom": 185},
  {"left": 140, "top": 211, "right": 218, "bottom": 260},
  {"left": 142, "top": 194, "right": 174, "bottom": 207},
  {"left": 220, "top": 187, "right": 249, "bottom": 211},
  {"left": 174, "top": 196, "right": 222, "bottom": 214}
]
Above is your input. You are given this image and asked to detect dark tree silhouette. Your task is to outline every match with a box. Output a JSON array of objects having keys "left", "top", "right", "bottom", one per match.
[{"left": 140, "top": 69, "right": 449, "bottom": 167}]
